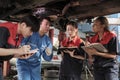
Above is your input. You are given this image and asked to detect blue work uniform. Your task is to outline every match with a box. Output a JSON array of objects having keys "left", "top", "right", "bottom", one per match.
[
  {"left": 16, "top": 32, "right": 53, "bottom": 80},
  {"left": 90, "top": 31, "right": 119, "bottom": 80}
]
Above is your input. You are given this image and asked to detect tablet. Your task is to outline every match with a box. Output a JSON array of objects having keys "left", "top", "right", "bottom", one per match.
[{"left": 58, "top": 47, "right": 80, "bottom": 55}]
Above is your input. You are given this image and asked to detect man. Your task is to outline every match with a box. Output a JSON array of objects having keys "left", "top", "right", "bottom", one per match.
[
  {"left": 17, "top": 17, "right": 53, "bottom": 80},
  {"left": 0, "top": 15, "right": 40, "bottom": 80}
]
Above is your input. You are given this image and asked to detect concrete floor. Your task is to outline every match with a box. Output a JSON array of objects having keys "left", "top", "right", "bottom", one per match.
[
  {"left": 4, "top": 71, "right": 94, "bottom": 80},
  {"left": 4, "top": 63, "right": 94, "bottom": 80}
]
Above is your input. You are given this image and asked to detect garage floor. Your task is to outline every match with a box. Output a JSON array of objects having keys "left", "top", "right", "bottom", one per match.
[
  {"left": 3, "top": 63, "right": 119, "bottom": 80},
  {"left": 4, "top": 72, "right": 94, "bottom": 80},
  {"left": 4, "top": 71, "right": 94, "bottom": 80}
]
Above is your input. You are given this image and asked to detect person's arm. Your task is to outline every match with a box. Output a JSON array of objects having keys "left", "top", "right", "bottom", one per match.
[
  {"left": 62, "top": 49, "right": 85, "bottom": 60},
  {"left": 94, "top": 51, "right": 116, "bottom": 59},
  {"left": 72, "top": 55, "right": 85, "bottom": 60},
  {"left": 0, "top": 45, "right": 31, "bottom": 56},
  {"left": 84, "top": 47, "right": 116, "bottom": 59},
  {"left": 42, "top": 37, "right": 53, "bottom": 61},
  {"left": 0, "top": 27, "right": 14, "bottom": 60},
  {"left": 68, "top": 50, "right": 85, "bottom": 60}
]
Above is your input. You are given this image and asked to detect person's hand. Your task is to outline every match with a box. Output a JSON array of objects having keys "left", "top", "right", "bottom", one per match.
[
  {"left": 14, "top": 46, "right": 38, "bottom": 58},
  {"left": 15, "top": 48, "right": 39, "bottom": 59},
  {"left": 84, "top": 47, "right": 98, "bottom": 56},
  {"left": 45, "top": 47, "right": 52, "bottom": 56},
  {"left": 14, "top": 45, "right": 31, "bottom": 58},
  {"left": 63, "top": 50, "right": 75, "bottom": 57},
  {"left": 17, "top": 45, "right": 31, "bottom": 55},
  {"left": 88, "top": 55, "right": 94, "bottom": 64},
  {"left": 68, "top": 50, "right": 75, "bottom": 57},
  {"left": 85, "top": 40, "right": 90, "bottom": 46},
  {"left": 63, "top": 50, "right": 76, "bottom": 58},
  {"left": 17, "top": 53, "right": 34, "bottom": 59}
]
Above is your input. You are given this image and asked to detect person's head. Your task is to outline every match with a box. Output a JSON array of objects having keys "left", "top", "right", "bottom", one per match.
[
  {"left": 39, "top": 17, "right": 51, "bottom": 34},
  {"left": 92, "top": 16, "right": 109, "bottom": 33},
  {"left": 66, "top": 21, "right": 78, "bottom": 38},
  {"left": 18, "top": 15, "right": 39, "bottom": 38}
]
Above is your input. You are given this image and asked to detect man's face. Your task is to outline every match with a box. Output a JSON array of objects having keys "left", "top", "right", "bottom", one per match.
[
  {"left": 40, "top": 19, "right": 50, "bottom": 33},
  {"left": 21, "top": 23, "right": 33, "bottom": 38},
  {"left": 22, "top": 27, "right": 33, "bottom": 38}
]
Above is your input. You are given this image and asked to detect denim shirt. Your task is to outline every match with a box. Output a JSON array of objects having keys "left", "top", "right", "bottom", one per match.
[
  {"left": 18, "top": 32, "right": 53, "bottom": 62},
  {"left": 16, "top": 32, "right": 53, "bottom": 80}
]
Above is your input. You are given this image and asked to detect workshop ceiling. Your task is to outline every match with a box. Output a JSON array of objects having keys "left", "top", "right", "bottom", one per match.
[{"left": 0, "top": 0, "right": 120, "bottom": 29}]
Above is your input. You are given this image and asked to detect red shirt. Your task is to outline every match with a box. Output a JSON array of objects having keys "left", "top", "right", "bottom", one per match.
[
  {"left": 89, "top": 31, "right": 117, "bottom": 68},
  {"left": 0, "top": 22, "right": 23, "bottom": 47},
  {"left": 90, "top": 31, "right": 116, "bottom": 45},
  {"left": 61, "top": 36, "right": 83, "bottom": 47}
]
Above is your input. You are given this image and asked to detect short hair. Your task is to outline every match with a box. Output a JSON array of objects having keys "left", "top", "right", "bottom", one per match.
[
  {"left": 39, "top": 17, "right": 51, "bottom": 25},
  {"left": 66, "top": 21, "right": 78, "bottom": 29},
  {"left": 19, "top": 15, "right": 40, "bottom": 32}
]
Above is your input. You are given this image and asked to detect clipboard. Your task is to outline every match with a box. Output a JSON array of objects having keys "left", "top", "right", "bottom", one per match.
[
  {"left": 81, "top": 43, "right": 108, "bottom": 52},
  {"left": 58, "top": 47, "right": 80, "bottom": 55}
]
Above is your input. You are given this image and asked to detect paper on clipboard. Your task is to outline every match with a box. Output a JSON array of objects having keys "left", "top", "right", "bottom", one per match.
[{"left": 81, "top": 43, "right": 108, "bottom": 52}]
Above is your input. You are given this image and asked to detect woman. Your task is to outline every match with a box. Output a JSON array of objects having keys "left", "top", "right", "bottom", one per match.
[
  {"left": 59, "top": 21, "right": 85, "bottom": 80},
  {"left": 84, "top": 16, "right": 119, "bottom": 80}
]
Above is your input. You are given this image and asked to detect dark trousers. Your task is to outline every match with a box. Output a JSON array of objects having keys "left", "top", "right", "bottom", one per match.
[
  {"left": 94, "top": 65, "right": 119, "bottom": 80},
  {"left": 59, "top": 75, "right": 81, "bottom": 80},
  {"left": 0, "top": 64, "right": 3, "bottom": 80}
]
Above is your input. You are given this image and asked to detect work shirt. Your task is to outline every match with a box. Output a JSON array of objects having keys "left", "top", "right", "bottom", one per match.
[
  {"left": 90, "top": 31, "right": 117, "bottom": 68},
  {"left": 0, "top": 22, "right": 22, "bottom": 47},
  {"left": 60, "top": 36, "right": 85, "bottom": 76},
  {"left": 16, "top": 32, "right": 53, "bottom": 80},
  {"left": 0, "top": 22, "right": 22, "bottom": 61}
]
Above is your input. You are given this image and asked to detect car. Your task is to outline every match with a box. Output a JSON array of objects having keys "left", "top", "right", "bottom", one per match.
[{"left": 1, "top": 0, "right": 120, "bottom": 30}]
